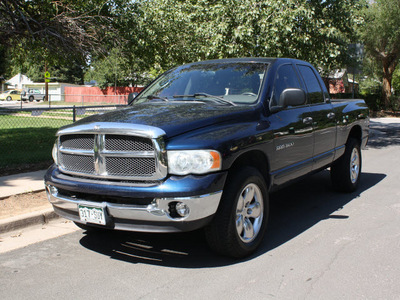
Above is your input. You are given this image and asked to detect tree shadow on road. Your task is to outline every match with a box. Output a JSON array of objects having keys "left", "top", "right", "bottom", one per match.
[
  {"left": 79, "top": 170, "right": 386, "bottom": 268},
  {"left": 368, "top": 120, "right": 400, "bottom": 148}
]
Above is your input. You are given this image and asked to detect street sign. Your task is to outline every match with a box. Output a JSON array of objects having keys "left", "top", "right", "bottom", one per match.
[{"left": 44, "top": 71, "right": 50, "bottom": 82}]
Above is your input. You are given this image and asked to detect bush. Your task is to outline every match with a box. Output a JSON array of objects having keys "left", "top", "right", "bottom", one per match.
[
  {"left": 389, "top": 95, "right": 400, "bottom": 112},
  {"left": 360, "top": 92, "right": 383, "bottom": 111}
]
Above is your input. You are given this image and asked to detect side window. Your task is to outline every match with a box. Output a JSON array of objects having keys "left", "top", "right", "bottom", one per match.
[
  {"left": 271, "top": 64, "right": 301, "bottom": 107},
  {"left": 298, "top": 65, "right": 324, "bottom": 104}
]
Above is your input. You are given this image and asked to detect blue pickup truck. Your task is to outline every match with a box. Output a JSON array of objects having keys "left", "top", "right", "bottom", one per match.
[{"left": 45, "top": 58, "right": 369, "bottom": 258}]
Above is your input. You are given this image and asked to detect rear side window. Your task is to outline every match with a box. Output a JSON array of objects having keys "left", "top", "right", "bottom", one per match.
[
  {"left": 298, "top": 65, "right": 324, "bottom": 104},
  {"left": 271, "top": 64, "right": 301, "bottom": 107}
]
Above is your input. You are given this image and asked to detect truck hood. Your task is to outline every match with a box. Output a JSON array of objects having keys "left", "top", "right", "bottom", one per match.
[{"left": 69, "top": 102, "right": 259, "bottom": 138}]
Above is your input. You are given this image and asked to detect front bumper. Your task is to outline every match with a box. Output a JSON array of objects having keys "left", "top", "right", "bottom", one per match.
[{"left": 45, "top": 165, "right": 227, "bottom": 232}]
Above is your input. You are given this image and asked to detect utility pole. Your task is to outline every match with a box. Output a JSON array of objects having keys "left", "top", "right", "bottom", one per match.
[
  {"left": 44, "top": 62, "right": 50, "bottom": 106},
  {"left": 45, "top": 62, "right": 49, "bottom": 101}
]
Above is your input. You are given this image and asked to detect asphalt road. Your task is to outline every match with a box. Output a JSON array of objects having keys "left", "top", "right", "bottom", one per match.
[
  {"left": 1, "top": 118, "right": 399, "bottom": 300},
  {"left": 0, "top": 100, "right": 45, "bottom": 109}
]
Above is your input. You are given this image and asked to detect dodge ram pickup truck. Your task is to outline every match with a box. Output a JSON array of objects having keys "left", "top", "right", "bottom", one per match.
[{"left": 45, "top": 58, "right": 369, "bottom": 258}]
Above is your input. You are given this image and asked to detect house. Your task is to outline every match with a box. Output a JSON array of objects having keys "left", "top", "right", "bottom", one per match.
[
  {"left": 5, "top": 73, "right": 33, "bottom": 90},
  {"left": 22, "top": 82, "right": 82, "bottom": 101},
  {"left": 325, "top": 69, "right": 359, "bottom": 94}
]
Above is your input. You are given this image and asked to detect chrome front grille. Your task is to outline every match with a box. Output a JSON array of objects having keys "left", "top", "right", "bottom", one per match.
[
  {"left": 59, "top": 153, "right": 95, "bottom": 174},
  {"left": 105, "top": 157, "right": 156, "bottom": 176},
  {"left": 56, "top": 123, "right": 167, "bottom": 181},
  {"left": 104, "top": 135, "right": 154, "bottom": 151}
]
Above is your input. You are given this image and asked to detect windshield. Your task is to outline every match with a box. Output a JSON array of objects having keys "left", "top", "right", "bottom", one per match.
[{"left": 135, "top": 62, "right": 267, "bottom": 105}]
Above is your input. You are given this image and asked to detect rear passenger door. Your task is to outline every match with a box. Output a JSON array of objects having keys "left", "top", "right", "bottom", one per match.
[{"left": 297, "top": 64, "right": 337, "bottom": 170}]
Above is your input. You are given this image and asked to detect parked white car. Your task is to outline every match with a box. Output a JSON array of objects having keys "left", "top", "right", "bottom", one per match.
[{"left": 21, "top": 89, "right": 45, "bottom": 101}]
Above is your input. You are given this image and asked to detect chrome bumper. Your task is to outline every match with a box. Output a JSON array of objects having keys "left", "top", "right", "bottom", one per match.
[{"left": 46, "top": 184, "right": 222, "bottom": 232}]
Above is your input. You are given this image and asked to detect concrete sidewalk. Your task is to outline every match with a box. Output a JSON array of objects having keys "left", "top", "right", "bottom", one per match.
[
  {"left": 0, "top": 170, "right": 47, "bottom": 199},
  {"left": 0, "top": 170, "right": 58, "bottom": 234}
]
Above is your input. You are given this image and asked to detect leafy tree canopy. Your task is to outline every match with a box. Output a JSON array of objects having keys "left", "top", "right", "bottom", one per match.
[
  {"left": 0, "top": 0, "right": 136, "bottom": 83},
  {"left": 0, "top": 0, "right": 120, "bottom": 58},
  {"left": 1, "top": 0, "right": 366, "bottom": 89},
  {"left": 138, "top": 0, "right": 363, "bottom": 72}
]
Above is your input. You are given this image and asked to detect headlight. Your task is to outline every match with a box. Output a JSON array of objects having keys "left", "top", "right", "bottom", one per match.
[
  {"left": 168, "top": 150, "right": 221, "bottom": 175},
  {"left": 52, "top": 139, "right": 59, "bottom": 165}
]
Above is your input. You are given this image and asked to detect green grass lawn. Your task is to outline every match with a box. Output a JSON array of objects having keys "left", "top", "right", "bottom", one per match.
[{"left": 0, "top": 115, "right": 71, "bottom": 171}]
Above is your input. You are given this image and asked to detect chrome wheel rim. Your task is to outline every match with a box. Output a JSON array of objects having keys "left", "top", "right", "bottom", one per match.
[
  {"left": 350, "top": 148, "right": 360, "bottom": 184},
  {"left": 236, "top": 183, "right": 263, "bottom": 243}
]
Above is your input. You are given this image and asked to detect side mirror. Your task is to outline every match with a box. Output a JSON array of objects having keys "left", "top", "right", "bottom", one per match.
[
  {"left": 128, "top": 92, "right": 139, "bottom": 105},
  {"left": 279, "top": 88, "right": 306, "bottom": 108}
]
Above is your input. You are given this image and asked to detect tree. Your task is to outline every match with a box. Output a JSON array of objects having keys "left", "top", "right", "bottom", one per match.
[
  {"left": 82, "top": 1, "right": 151, "bottom": 87},
  {"left": 0, "top": 0, "right": 116, "bottom": 59},
  {"left": 85, "top": 47, "right": 131, "bottom": 88},
  {"left": 360, "top": 0, "right": 400, "bottom": 108},
  {"left": 392, "top": 66, "right": 400, "bottom": 95},
  {"left": 138, "top": 0, "right": 363, "bottom": 72},
  {"left": 0, "top": 0, "right": 140, "bottom": 84}
]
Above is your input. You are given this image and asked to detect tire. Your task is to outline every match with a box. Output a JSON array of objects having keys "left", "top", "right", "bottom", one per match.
[
  {"left": 205, "top": 167, "right": 269, "bottom": 258},
  {"left": 6, "top": 96, "right": 11, "bottom": 101},
  {"left": 331, "top": 138, "right": 362, "bottom": 193},
  {"left": 29, "top": 96, "right": 34, "bottom": 102}
]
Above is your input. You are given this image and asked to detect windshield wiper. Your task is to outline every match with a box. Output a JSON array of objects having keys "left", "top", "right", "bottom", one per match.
[
  {"left": 173, "top": 93, "right": 236, "bottom": 106},
  {"left": 147, "top": 95, "right": 169, "bottom": 102}
]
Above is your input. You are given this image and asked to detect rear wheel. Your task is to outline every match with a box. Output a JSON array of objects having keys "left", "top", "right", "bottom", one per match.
[
  {"left": 331, "top": 137, "right": 361, "bottom": 192},
  {"left": 29, "top": 96, "right": 34, "bottom": 102},
  {"left": 205, "top": 167, "right": 269, "bottom": 258},
  {"left": 6, "top": 96, "right": 11, "bottom": 101}
]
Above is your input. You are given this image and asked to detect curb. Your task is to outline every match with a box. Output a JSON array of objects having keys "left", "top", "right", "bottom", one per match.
[
  {"left": 0, "top": 208, "right": 59, "bottom": 234},
  {"left": 0, "top": 188, "right": 45, "bottom": 200}
]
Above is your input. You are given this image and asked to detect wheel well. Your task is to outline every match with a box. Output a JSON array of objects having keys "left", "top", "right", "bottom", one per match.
[
  {"left": 228, "top": 151, "right": 270, "bottom": 189},
  {"left": 348, "top": 125, "right": 362, "bottom": 145}
]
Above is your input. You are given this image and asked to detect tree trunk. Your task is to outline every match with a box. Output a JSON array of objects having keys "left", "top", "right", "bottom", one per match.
[
  {"left": 382, "top": 72, "right": 392, "bottom": 109},
  {"left": 381, "top": 56, "right": 398, "bottom": 110}
]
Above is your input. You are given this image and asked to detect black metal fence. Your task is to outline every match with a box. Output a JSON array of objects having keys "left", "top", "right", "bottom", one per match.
[{"left": 0, "top": 105, "right": 126, "bottom": 174}]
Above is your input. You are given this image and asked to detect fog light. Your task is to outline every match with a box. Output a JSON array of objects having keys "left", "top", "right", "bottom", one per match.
[
  {"left": 175, "top": 202, "right": 190, "bottom": 217},
  {"left": 49, "top": 185, "right": 58, "bottom": 195}
]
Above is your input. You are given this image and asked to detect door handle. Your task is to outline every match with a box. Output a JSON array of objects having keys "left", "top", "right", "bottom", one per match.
[
  {"left": 327, "top": 112, "right": 336, "bottom": 119},
  {"left": 303, "top": 117, "right": 313, "bottom": 125}
]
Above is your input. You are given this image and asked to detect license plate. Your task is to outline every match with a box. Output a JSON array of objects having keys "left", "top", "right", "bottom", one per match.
[{"left": 78, "top": 205, "right": 106, "bottom": 225}]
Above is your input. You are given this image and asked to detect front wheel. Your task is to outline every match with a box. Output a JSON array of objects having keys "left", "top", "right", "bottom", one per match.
[
  {"left": 205, "top": 167, "right": 269, "bottom": 258},
  {"left": 29, "top": 96, "right": 34, "bottom": 102},
  {"left": 6, "top": 96, "right": 11, "bottom": 101},
  {"left": 331, "top": 138, "right": 362, "bottom": 192}
]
